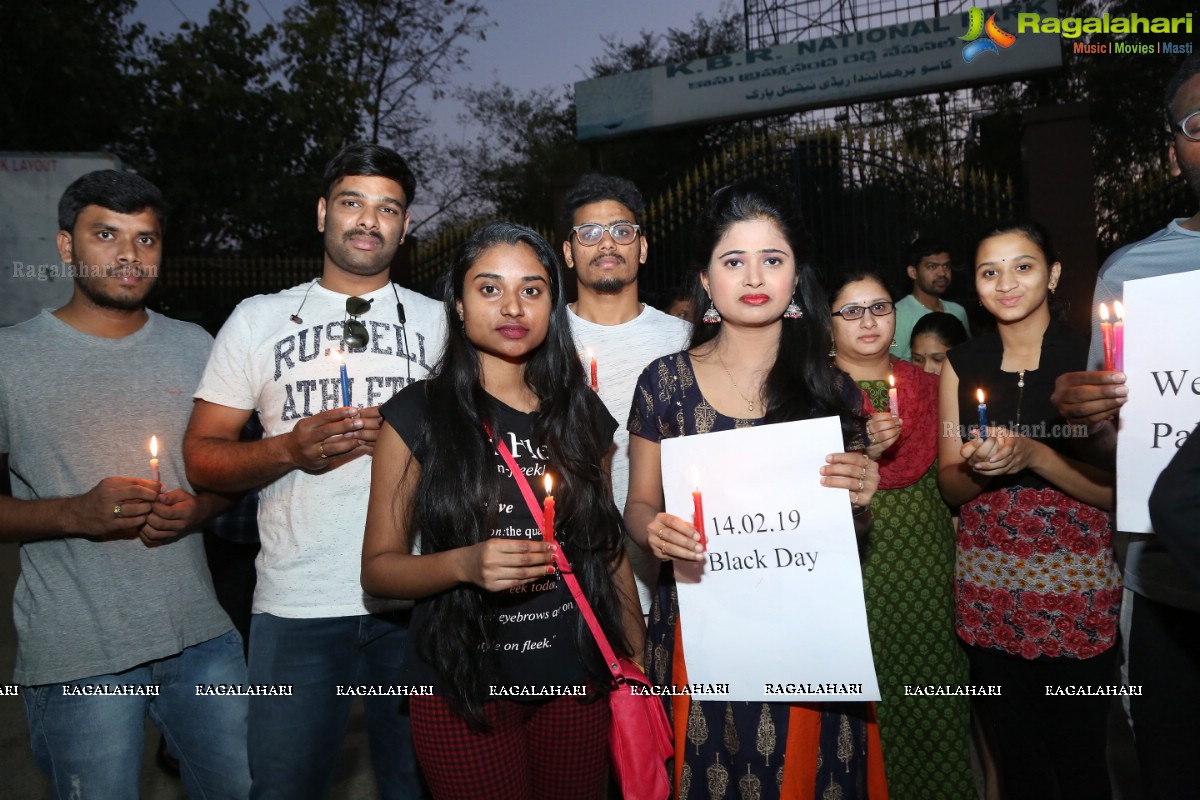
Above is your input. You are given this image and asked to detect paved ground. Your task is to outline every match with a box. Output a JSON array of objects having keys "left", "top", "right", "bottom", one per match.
[
  {"left": 0, "top": 537, "right": 1142, "bottom": 800},
  {"left": 0, "top": 541, "right": 380, "bottom": 800}
]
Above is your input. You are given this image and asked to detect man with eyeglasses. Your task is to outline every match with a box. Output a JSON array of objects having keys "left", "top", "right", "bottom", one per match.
[
  {"left": 0, "top": 170, "right": 251, "bottom": 797},
  {"left": 1051, "top": 53, "right": 1200, "bottom": 800},
  {"left": 184, "top": 143, "right": 445, "bottom": 799},
  {"left": 890, "top": 238, "right": 970, "bottom": 360},
  {"left": 561, "top": 174, "right": 691, "bottom": 616}
]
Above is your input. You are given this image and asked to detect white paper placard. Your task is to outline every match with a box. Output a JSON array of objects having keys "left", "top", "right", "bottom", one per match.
[
  {"left": 1117, "top": 270, "right": 1200, "bottom": 532},
  {"left": 660, "top": 417, "right": 880, "bottom": 702}
]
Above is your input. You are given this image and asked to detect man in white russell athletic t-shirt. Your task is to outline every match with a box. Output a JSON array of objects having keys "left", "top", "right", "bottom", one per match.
[{"left": 185, "top": 143, "right": 445, "bottom": 799}]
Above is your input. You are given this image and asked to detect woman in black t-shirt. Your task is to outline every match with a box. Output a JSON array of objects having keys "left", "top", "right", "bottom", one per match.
[
  {"left": 937, "top": 220, "right": 1118, "bottom": 800},
  {"left": 362, "top": 222, "right": 644, "bottom": 800}
]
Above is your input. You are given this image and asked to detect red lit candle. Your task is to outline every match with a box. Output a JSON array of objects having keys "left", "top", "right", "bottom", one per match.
[
  {"left": 1112, "top": 300, "right": 1125, "bottom": 373},
  {"left": 149, "top": 436, "right": 160, "bottom": 485},
  {"left": 691, "top": 467, "right": 706, "bottom": 547},
  {"left": 887, "top": 373, "right": 899, "bottom": 417},
  {"left": 542, "top": 474, "right": 555, "bottom": 543},
  {"left": 1099, "top": 303, "right": 1115, "bottom": 371},
  {"left": 589, "top": 350, "right": 598, "bottom": 392}
]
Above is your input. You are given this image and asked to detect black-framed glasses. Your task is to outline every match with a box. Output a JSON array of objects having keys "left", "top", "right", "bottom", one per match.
[
  {"left": 342, "top": 296, "right": 373, "bottom": 349},
  {"left": 571, "top": 222, "right": 641, "bottom": 246},
  {"left": 1172, "top": 110, "right": 1200, "bottom": 142},
  {"left": 833, "top": 301, "right": 895, "bottom": 321}
]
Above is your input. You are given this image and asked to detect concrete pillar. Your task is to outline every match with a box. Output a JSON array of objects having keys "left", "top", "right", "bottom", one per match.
[{"left": 1021, "top": 103, "right": 1097, "bottom": 333}]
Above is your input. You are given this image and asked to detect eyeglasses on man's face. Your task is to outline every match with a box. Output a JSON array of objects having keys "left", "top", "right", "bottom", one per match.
[
  {"left": 1172, "top": 110, "right": 1200, "bottom": 142},
  {"left": 571, "top": 222, "right": 641, "bottom": 247},
  {"left": 342, "top": 296, "right": 372, "bottom": 349},
  {"left": 833, "top": 301, "right": 895, "bottom": 321}
]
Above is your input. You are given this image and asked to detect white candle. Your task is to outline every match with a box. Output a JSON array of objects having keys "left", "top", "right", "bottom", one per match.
[{"left": 149, "top": 435, "right": 160, "bottom": 485}]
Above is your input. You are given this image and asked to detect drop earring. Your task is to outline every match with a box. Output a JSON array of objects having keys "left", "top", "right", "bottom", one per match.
[
  {"left": 783, "top": 298, "right": 803, "bottom": 320},
  {"left": 828, "top": 341, "right": 837, "bottom": 357},
  {"left": 701, "top": 301, "right": 722, "bottom": 324}
]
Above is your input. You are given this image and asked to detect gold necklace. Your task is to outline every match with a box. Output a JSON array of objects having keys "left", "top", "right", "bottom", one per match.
[{"left": 716, "top": 351, "right": 758, "bottom": 413}]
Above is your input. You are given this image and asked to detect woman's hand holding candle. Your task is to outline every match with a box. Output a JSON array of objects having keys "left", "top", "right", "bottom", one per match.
[
  {"left": 464, "top": 538, "right": 555, "bottom": 591},
  {"left": 864, "top": 411, "right": 901, "bottom": 459},
  {"left": 647, "top": 511, "right": 705, "bottom": 562},
  {"left": 962, "top": 428, "right": 1039, "bottom": 477}
]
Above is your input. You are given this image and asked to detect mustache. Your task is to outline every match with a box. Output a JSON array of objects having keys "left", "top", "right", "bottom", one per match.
[
  {"left": 344, "top": 229, "right": 383, "bottom": 243},
  {"left": 589, "top": 253, "right": 626, "bottom": 267},
  {"left": 106, "top": 265, "right": 154, "bottom": 277}
]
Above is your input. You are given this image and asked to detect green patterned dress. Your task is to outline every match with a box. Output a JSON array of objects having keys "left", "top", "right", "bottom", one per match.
[{"left": 858, "top": 378, "right": 974, "bottom": 800}]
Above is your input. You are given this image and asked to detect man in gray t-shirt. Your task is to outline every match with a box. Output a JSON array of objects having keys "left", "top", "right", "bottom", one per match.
[
  {"left": 890, "top": 238, "right": 971, "bottom": 361},
  {"left": 0, "top": 171, "right": 250, "bottom": 798}
]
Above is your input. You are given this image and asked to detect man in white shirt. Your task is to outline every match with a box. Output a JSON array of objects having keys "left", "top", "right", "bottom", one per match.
[
  {"left": 1052, "top": 54, "right": 1200, "bottom": 799},
  {"left": 184, "top": 143, "right": 445, "bottom": 799},
  {"left": 561, "top": 174, "right": 691, "bottom": 614}
]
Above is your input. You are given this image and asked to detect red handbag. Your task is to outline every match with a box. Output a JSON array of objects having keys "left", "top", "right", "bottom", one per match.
[{"left": 493, "top": 434, "right": 674, "bottom": 800}]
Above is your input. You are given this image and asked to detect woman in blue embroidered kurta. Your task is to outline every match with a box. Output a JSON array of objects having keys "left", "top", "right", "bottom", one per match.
[{"left": 624, "top": 181, "right": 888, "bottom": 800}]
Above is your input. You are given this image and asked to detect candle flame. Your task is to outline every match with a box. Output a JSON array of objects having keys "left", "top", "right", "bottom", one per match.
[
  {"left": 976, "top": 388, "right": 986, "bottom": 404},
  {"left": 544, "top": 474, "right": 552, "bottom": 495},
  {"left": 1098, "top": 302, "right": 1110, "bottom": 322},
  {"left": 1113, "top": 300, "right": 1124, "bottom": 320},
  {"left": 331, "top": 348, "right": 343, "bottom": 364},
  {"left": 150, "top": 435, "right": 158, "bottom": 458},
  {"left": 587, "top": 348, "right": 595, "bottom": 360},
  {"left": 691, "top": 466, "right": 701, "bottom": 490},
  {"left": 888, "top": 373, "right": 895, "bottom": 388}
]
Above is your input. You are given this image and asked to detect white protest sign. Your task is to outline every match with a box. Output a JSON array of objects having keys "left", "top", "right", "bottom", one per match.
[
  {"left": 660, "top": 417, "right": 880, "bottom": 702},
  {"left": 1117, "top": 270, "right": 1200, "bottom": 532}
]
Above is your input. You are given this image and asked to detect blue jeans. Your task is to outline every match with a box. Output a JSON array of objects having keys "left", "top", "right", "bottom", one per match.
[
  {"left": 247, "top": 612, "right": 422, "bottom": 800},
  {"left": 24, "top": 628, "right": 251, "bottom": 800}
]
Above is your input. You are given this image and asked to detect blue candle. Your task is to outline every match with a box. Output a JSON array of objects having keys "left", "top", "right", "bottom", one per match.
[
  {"left": 340, "top": 362, "right": 351, "bottom": 407},
  {"left": 976, "top": 388, "right": 988, "bottom": 441}
]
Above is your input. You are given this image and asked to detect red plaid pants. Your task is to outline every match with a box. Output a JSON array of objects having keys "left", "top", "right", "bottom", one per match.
[{"left": 410, "top": 694, "right": 610, "bottom": 800}]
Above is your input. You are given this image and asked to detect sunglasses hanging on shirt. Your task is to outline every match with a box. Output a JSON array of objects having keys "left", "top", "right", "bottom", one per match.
[
  {"left": 288, "top": 280, "right": 412, "bottom": 383},
  {"left": 342, "top": 296, "right": 373, "bottom": 349}
]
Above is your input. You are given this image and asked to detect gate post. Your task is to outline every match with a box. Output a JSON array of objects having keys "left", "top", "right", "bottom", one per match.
[{"left": 1021, "top": 103, "right": 1096, "bottom": 333}]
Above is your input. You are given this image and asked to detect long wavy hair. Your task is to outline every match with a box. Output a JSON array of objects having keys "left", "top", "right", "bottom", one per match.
[
  {"left": 405, "top": 221, "right": 629, "bottom": 724},
  {"left": 689, "top": 180, "right": 865, "bottom": 441}
]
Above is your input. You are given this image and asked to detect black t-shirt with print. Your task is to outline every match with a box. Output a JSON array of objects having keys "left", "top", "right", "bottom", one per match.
[{"left": 380, "top": 380, "right": 617, "bottom": 694}]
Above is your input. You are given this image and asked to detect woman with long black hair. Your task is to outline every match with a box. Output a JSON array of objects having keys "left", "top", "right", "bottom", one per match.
[
  {"left": 624, "top": 180, "right": 888, "bottom": 799},
  {"left": 361, "top": 222, "right": 644, "bottom": 800}
]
